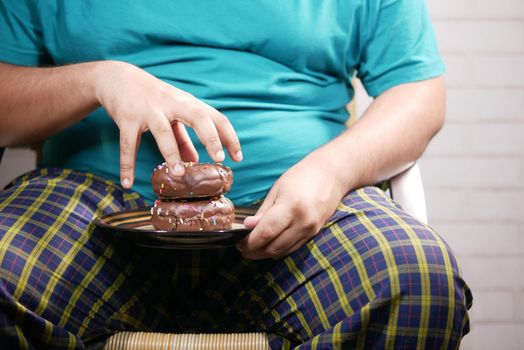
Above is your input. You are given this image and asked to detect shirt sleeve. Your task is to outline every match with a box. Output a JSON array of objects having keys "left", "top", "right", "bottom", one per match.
[
  {"left": 0, "top": 1, "right": 51, "bottom": 66},
  {"left": 357, "top": 0, "right": 444, "bottom": 97}
]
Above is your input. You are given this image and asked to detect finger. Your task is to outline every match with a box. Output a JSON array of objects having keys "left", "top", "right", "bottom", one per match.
[
  {"left": 243, "top": 185, "right": 278, "bottom": 227},
  {"left": 281, "top": 237, "right": 314, "bottom": 258},
  {"left": 244, "top": 216, "right": 260, "bottom": 229},
  {"left": 262, "top": 224, "right": 314, "bottom": 259},
  {"left": 208, "top": 109, "right": 242, "bottom": 162},
  {"left": 190, "top": 114, "right": 225, "bottom": 163},
  {"left": 240, "top": 248, "right": 274, "bottom": 260},
  {"left": 243, "top": 207, "right": 322, "bottom": 259},
  {"left": 149, "top": 113, "right": 184, "bottom": 176},
  {"left": 243, "top": 221, "right": 316, "bottom": 260},
  {"left": 255, "top": 183, "right": 279, "bottom": 216},
  {"left": 173, "top": 100, "right": 225, "bottom": 163},
  {"left": 237, "top": 203, "right": 292, "bottom": 252},
  {"left": 119, "top": 125, "right": 140, "bottom": 189},
  {"left": 242, "top": 218, "right": 300, "bottom": 260},
  {"left": 172, "top": 122, "right": 198, "bottom": 163},
  {"left": 243, "top": 235, "right": 311, "bottom": 260}
]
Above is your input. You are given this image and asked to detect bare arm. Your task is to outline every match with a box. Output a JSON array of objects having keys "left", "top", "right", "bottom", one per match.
[
  {"left": 323, "top": 76, "right": 445, "bottom": 195},
  {"left": 0, "top": 61, "right": 242, "bottom": 187},
  {"left": 0, "top": 62, "right": 100, "bottom": 147},
  {"left": 239, "top": 76, "right": 445, "bottom": 259}
]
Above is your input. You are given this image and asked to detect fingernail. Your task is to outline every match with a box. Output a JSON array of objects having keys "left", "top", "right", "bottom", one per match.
[
  {"left": 122, "top": 178, "right": 131, "bottom": 188},
  {"left": 244, "top": 216, "right": 260, "bottom": 228},
  {"left": 173, "top": 163, "right": 184, "bottom": 175},
  {"left": 235, "top": 150, "right": 243, "bottom": 161},
  {"left": 215, "top": 150, "right": 225, "bottom": 162}
]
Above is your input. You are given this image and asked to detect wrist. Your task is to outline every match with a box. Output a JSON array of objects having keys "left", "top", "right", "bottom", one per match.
[
  {"left": 87, "top": 60, "right": 131, "bottom": 105},
  {"left": 304, "top": 144, "right": 355, "bottom": 199}
]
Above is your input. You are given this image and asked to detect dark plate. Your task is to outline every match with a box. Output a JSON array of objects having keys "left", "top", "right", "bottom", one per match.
[{"left": 93, "top": 206, "right": 257, "bottom": 249}]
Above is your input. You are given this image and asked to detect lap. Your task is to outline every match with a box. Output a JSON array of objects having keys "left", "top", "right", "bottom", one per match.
[
  {"left": 0, "top": 170, "right": 470, "bottom": 350},
  {"left": 0, "top": 169, "right": 180, "bottom": 348},
  {"left": 174, "top": 186, "right": 471, "bottom": 349}
]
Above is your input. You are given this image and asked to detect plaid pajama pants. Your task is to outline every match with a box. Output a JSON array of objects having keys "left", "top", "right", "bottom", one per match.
[{"left": 0, "top": 168, "right": 471, "bottom": 349}]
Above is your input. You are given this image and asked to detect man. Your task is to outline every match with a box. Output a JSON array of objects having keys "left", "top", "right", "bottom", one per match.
[{"left": 0, "top": 1, "right": 471, "bottom": 349}]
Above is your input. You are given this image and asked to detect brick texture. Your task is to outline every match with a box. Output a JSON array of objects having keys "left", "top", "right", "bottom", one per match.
[
  {"left": 428, "top": 0, "right": 524, "bottom": 20},
  {"left": 433, "top": 21, "right": 524, "bottom": 54}
]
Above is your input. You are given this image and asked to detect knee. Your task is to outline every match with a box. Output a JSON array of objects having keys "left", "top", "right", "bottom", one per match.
[
  {"left": 383, "top": 226, "right": 471, "bottom": 342},
  {"left": 396, "top": 226, "right": 466, "bottom": 298}
]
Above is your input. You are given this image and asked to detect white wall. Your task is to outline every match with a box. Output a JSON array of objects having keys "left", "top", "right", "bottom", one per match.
[
  {"left": 0, "top": 148, "right": 36, "bottom": 189},
  {"left": 422, "top": 1, "right": 524, "bottom": 348}
]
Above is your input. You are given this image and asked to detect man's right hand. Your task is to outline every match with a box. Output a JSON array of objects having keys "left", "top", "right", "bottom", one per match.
[
  {"left": 93, "top": 61, "right": 242, "bottom": 188},
  {"left": 0, "top": 61, "right": 242, "bottom": 189}
]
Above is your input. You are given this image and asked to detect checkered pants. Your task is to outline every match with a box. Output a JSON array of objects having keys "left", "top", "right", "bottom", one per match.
[{"left": 0, "top": 168, "right": 471, "bottom": 349}]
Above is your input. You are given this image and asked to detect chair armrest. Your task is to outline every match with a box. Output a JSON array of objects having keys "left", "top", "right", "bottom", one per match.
[{"left": 389, "top": 163, "right": 428, "bottom": 224}]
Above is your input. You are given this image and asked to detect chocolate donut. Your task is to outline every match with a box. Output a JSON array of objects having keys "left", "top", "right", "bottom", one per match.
[
  {"left": 152, "top": 162, "right": 232, "bottom": 199},
  {"left": 151, "top": 196, "right": 235, "bottom": 231}
]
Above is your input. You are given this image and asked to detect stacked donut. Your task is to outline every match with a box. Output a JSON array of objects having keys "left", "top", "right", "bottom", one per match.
[{"left": 150, "top": 162, "right": 235, "bottom": 231}]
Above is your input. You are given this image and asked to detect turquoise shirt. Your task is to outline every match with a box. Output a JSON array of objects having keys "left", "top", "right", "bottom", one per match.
[{"left": 0, "top": 1, "right": 443, "bottom": 205}]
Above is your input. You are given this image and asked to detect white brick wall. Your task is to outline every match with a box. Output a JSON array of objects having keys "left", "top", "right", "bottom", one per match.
[
  {"left": 433, "top": 21, "right": 524, "bottom": 54},
  {"left": 447, "top": 89, "right": 524, "bottom": 121},
  {"left": 428, "top": 0, "right": 524, "bottom": 19},
  {"left": 425, "top": 0, "right": 524, "bottom": 348},
  {"left": 0, "top": 148, "right": 36, "bottom": 189}
]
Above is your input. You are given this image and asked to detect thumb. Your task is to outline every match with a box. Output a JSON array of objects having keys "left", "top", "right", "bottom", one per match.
[{"left": 244, "top": 216, "right": 260, "bottom": 229}]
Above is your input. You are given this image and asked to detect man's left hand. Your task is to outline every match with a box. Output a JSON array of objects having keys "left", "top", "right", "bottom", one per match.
[{"left": 237, "top": 154, "right": 345, "bottom": 260}]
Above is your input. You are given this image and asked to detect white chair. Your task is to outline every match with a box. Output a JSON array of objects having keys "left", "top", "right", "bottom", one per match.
[{"left": 389, "top": 163, "right": 428, "bottom": 224}]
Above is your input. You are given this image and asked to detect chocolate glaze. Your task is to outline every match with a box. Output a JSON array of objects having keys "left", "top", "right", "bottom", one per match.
[
  {"left": 151, "top": 196, "right": 235, "bottom": 231},
  {"left": 152, "top": 162, "right": 232, "bottom": 199}
]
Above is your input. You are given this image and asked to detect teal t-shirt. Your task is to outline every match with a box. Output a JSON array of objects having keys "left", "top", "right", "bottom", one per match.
[{"left": 0, "top": 1, "right": 443, "bottom": 205}]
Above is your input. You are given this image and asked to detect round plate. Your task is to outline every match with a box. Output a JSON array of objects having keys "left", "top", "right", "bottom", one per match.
[{"left": 93, "top": 206, "right": 257, "bottom": 249}]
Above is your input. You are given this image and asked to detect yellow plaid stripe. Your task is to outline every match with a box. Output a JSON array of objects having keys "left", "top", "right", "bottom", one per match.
[
  {"left": 360, "top": 189, "right": 435, "bottom": 350},
  {"left": 331, "top": 203, "right": 376, "bottom": 302},
  {"left": 426, "top": 227, "right": 457, "bottom": 349},
  {"left": 0, "top": 170, "right": 72, "bottom": 265},
  {"left": 245, "top": 287, "right": 296, "bottom": 337},
  {"left": 263, "top": 272, "right": 314, "bottom": 340},
  {"left": 14, "top": 303, "right": 30, "bottom": 350},
  {"left": 0, "top": 174, "right": 469, "bottom": 349},
  {"left": 79, "top": 261, "right": 135, "bottom": 335},
  {"left": 308, "top": 240, "right": 354, "bottom": 316},
  {"left": 58, "top": 235, "right": 114, "bottom": 329},
  {"left": 24, "top": 175, "right": 94, "bottom": 307},
  {"left": 283, "top": 256, "right": 331, "bottom": 330},
  {"left": 54, "top": 193, "right": 117, "bottom": 328},
  {"left": 338, "top": 193, "right": 402, "bottom": 349}
]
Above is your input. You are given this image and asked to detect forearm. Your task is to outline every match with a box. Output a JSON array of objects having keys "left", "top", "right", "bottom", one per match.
[
  {"left": 0, "top": 61, "right": 108, "bottom": 147},
  {"left": 311, "top": 77, "right": 445, "bottom": 196}
]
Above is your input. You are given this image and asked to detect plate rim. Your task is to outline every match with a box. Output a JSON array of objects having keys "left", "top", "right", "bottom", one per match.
[{"left": 93, "top": 205, "right": 257, "bottom": 236}]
